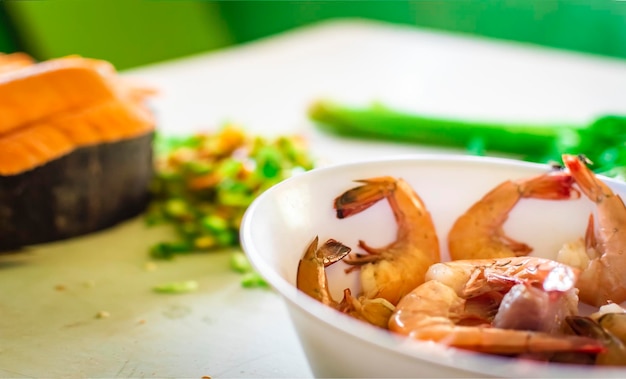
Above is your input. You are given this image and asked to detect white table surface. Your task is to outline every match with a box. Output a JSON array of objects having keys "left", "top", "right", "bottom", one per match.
[{"left": 2, "top": 19, "right": 626, "bottom": 379}]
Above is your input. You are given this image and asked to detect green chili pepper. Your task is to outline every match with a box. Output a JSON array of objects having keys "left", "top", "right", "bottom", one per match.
[{"left": 309, "top": 99, "right": 626, "bottom": 176}]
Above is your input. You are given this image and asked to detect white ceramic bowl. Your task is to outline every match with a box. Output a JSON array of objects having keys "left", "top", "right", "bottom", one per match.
[{"left": 240, "top": 154, "right": 626, "bottom": 378}]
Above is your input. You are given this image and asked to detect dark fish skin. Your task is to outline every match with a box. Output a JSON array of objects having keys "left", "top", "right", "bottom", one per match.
[{"left": 0, "top": 132, "right": 154, "bottom": 251}]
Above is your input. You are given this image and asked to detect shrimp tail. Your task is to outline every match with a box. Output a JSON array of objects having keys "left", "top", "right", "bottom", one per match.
[
  {"left": 334, "top": 177, "right": 396, "bottom": 218},
  {"left": 520, "top": 170, "right": 580, "bottom": 200},
  {"left": 562, "top": 154, "right": 612, "bottom": 202}
]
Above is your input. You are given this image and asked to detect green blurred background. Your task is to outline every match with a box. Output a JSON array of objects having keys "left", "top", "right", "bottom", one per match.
[{"left": 0, "top": 0, "right": 624, "bottom": 71}]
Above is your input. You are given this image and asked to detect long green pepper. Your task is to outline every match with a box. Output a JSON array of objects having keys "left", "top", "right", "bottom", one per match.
[{"left": 309, "top": 100, "right": 626, "bottom": 178}]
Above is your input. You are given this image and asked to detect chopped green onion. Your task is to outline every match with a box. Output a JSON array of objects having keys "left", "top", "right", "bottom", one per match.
[
  {"left": 145, "top": 125, "right": 314, "bottom": 287},
  {"left": 230, "top": 251, "right": 253, "bottom": 273},
  {"left": 150, "top": 241, "right": 195, "bottom": 259},
  {"left": 153, "top": 280, "right": 199, "bottom": 294},
  {"left": 241, "top": 272, "right": 269, "bottom": 288},
  {"left": 163, "top": 198, "right": 190, "bottom": 218},
  {"left": 201, "top": 215, "right": 228, "bottom": 233}
]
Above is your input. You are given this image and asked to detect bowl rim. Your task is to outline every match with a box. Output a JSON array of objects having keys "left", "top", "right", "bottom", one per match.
[{"left": 240, "top": 153, "right": 626, "bottom": 377}]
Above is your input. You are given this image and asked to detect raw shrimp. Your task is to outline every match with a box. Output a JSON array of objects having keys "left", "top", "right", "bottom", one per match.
[
  {"left": 389, "top": 257, "right": 605, "bottom": 355},
  {"left": 448, "top": 169, "right": 579, "bottom": 260},
  {"left": 296, "top": 236, "right": 395, "bottom": 328},
  {"left": 334, "top": 176, "right": 440, "bottom": 305},
  {"left": 557, "top": 154, "right": 626, "bottom": 307}
]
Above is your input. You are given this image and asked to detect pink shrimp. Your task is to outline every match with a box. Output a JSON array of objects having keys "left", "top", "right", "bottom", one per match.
[
  {"left": 557, "top": 154, "right": 626, "bottom": 307},
  {"left": 389, "top": 257, "right": 605, "bottom": 355},
  {"left": 334, "top": 176, "right": 440, "bottom": 305},
  {"left": 448, "top": 169, "right": 579, "bottom": 260}
]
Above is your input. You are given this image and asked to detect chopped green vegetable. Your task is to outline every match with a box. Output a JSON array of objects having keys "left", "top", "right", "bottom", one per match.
[
  {"left": 149, "top": 241, "right": 195, "bottom": 259},
  {"left": 230, "top": 251, "right": 253, "bottom": 273},
  {"left": 229, "top": 251, "right": 268, "bottom": 288},
  {"left": 309, "top": 100, "right": 626, "bottom": 177},
  {"left": 153, "top": 280, "right": 199, "bottom": 294},
  {"left": 241, "top": 272, "right": 269, "bottom": 288},
  {"left": 153, "top": 132, "right": 202, "bottom": 157},
  {"left": 145, "top": 124, "right": 314, "bottom": 289}
]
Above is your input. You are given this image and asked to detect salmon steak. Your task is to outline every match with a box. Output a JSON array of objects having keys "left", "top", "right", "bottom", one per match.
[{"left": 0, "top": 53, "right": 156, "bottom": 251}]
